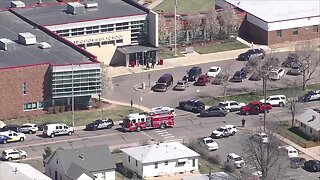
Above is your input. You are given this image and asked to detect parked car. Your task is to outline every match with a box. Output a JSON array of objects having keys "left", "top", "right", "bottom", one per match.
[
  {"left": 259, "top": 95, "right": 286, "bottom": 107},
  {"left": 150, "top": 106, "right": 175, "bottom": 115},
  {"left": 174, "top": 80, "right": 188, "bottom": 91},
  {"left": 290, "top": 157, "right": 306, "bottom": 169},
  {"left": 279, "top": 146, "right": 299, "bottom": 158},
  {"left": 198, "top": 137, "right": 219, "bottom": 151},
  {"left": 240, "top": 101, "right": 272, "bottom": 115},
  {"left": 0, "top": 130, "right": 26, "bottom": 144},
  {"left": 43, "top": 123, "right": 74, "bottom": 138},
  {"left": 250, "top": 132, "right": 269, "bottom": 143},
  {"left": 195, "top": 74, "right": 210, "bottom": 86},
  {"left": 281, "top": 53, "right": 299, "bottom": 68},
  {"left": 85, "top": 118, "right": 114, "bottom": 131},
  {"left": 152, "top": 73, "right": 174, "bottom": 92},
  {"left": 304, "top": 160, "right": 320, "bottom": 172},
  {"left": 218, "top": 101, "right": 246, "bottom": 112},
  {"left": 230, "top": 70, "right": 247, "bottom": 82},
  {"left": 20, "top": 123, "right": 38, "bottom": 134},
  {"left": 0, "top": 125, "right": 21, "bottom": 133},
  {"left": 224, "top": 124, "right": 237, "bottom": 135},
  {"left": 227, "top": 153, "right": 245, "bottom": 168},
  {"left": 269, "top": 68, "right": 285, "bottom": 80},
  {"left": 200, "top": 106, "right": 228, "bottom": 117},
  {"left": 238, "top": 48, "right": 265, "bottom": 61},
  {"left": 1, "top": 149, "right": 27, "bottom": 161},
  {"left": 179, "top": 99, "right": 205, "bottom": 113},
  {"left": 288, "top": 63, "right": 301, "bottom": 76},
  {"left": 211, "top": 124, "right": 237, "bottom": 138},
  {"left": 186, "top": 66, "right": 202, "bottom": 81},
  {"left": 207, "top": 66, "right": 221, "bottom": 78},
  {"left": 303, "top": 90, "right": 320, "bottom": 102},
  {"left": 249, "top": 71, "right": 262, "bottom": 81}
]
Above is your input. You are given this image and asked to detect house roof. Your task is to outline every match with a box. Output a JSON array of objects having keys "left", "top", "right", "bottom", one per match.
[
  {"left": 66, "top": 162, "right": 96, "bottom": 180},
  {"left": 121, "top": 141, "right": 200, "bottom": 164},
  {"left": 297, "top": 109, "right": 320, "bottom": 131},
  {"left": 46, "top": 145, "right": 116, "bottom": 175},
  {"left": 0, "top": 162, "right": 52, "bottom": 180},
  {"left": 222, "top": 0, "right": 320, "bottom": 22}
]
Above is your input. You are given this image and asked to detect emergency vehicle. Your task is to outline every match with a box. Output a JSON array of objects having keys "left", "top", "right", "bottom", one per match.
[{"left": 122, "top": 111, "right": 174, "bottom": 132}]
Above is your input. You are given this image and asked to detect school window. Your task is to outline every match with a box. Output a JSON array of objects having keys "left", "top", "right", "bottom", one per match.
[
  {"left": 38, "top": 101, "right": 44, "bottom": 109},
  {"left": 165, "top": 161, "right": 168, "bottom": 165},
  {"left": 313, "top": 25, "right": 319, "bottom": 33},
  {"left": 22, "top": 82, "right": 27, "bottom": 95},
  {"left": 154, "top": 163, "right": 158, "bottom": 169},
  {"left": 292, "top": 28, "right": 299, "bottom": 36},
  {"left": 276, "top": 30, "right": 282, "bottom": 38},
  {"left": 116, "top": 39, "right": 123, "bottom": 44}
]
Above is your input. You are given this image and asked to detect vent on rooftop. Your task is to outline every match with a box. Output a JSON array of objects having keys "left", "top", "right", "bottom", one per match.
[
  {"left": 18, "top": 32, "right": 37, "bottom": 45},
  {"left": 0, "top": 38, "right": 15, "bottom": 51},
  {"left": 84, "top": 0, "right": 98, "bottom": 8},
  {"left": 11, "top": 1, "right": 25, "bottom": 8},
  {"left": 67, "top": 2, "right": 85, "bottom": 15},
  {"left": 38, "top": 42, "right": 51, "bottom": 49}
]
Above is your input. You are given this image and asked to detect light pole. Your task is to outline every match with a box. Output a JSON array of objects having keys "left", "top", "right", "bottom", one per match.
[
  {"left": 262, "top": 76, "right": 267, "bottom": 132},
  {"left": 71, "top": 64, "right": 75, "bottom": 127},
  {"left": 174, "top": 0, "right": 177, "bottom": 56}
]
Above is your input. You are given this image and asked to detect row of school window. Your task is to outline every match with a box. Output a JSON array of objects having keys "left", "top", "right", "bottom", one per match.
[
  {"left": 78, "top": 39, "right": 123, "bottom": 48},
  {"left": 276, "top": 25, "right": 319, "bottom": 38},
  {"left": 23, "top": 101, "right": 43, "bottom": 111}
]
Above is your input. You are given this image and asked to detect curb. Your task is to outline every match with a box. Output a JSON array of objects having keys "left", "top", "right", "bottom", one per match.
[{"left": 133, "top": 83, "right": 153, "bottom": 93}]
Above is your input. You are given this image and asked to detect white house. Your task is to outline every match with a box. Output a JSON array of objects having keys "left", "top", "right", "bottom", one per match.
[
  {"left": 121, "top": 141, "right": 200, "bottom": 178},
  {"left": 44, "top": 145, "right": 116, "bottom": 180},
  {"left": 0, "top": 161, "right": 52, "bottom": 180},
  {"left": 297, "top": 109, "right": 320, "bottom": 139}
]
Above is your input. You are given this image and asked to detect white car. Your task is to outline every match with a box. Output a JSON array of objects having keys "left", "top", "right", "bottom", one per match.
[
  {"left": 251, "top": 132, "right": 269, "bottom": 143},
  {"left": 150, "top": 106, "right": 175, "bottom": 115},
  {"left": 0, "top": 130, "right": 26, "bottom": 144},
  {"left": 1, "top": 149, "right": 27, "bottom": 161},
  {"left": 174, "top": 80, "right": 189, "bottom": 91},
  {"left": 198, "top": 137, "right": 219, "bottom": 151},
  {"left": 279, "top": 146, "right": 299, "bottom": 158},
  {"left": 259, "top": 95, "right": 286, "bottom": 107},
  {"left": 211, "top": 124, "right": 237, "bottom": 138},
  {"left": 269, "top": 68, "right": 285, "bottom": 80},
  {"left": 207, "top": 66, "right": 221, "bottom": 78},
  {"left": 20, "top": 123, "right": 38, "bottom": 134},
  {"left": 218, "top": 101, "right": 246, "bottom": 112},
  {"left": 227, "top": 153, "right": 245, "bottom": 168}
]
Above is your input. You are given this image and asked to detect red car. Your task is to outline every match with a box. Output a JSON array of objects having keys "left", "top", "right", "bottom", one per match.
[
  {"left": 240, "top": 101, "right": 272, "bottom": 115},
  {"left": 196, "top": 75, "right": 210, "bottom": 86}
]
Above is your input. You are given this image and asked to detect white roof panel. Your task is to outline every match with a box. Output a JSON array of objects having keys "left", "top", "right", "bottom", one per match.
[
  {"left": 0, "top": 162, "right": 52, "bottom": 180},
  {"left": 224, "top": 0, "right": 320, "bottom": 22}
]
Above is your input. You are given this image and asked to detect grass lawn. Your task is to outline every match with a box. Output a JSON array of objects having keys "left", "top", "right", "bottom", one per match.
[
  {"left": 3, "top": 105, "right": 141, "bottom": 126},
  {"left": 153, "top": 0, "right": 214, "bottom": 14},
  {"left": 277, "top": 125, "right": 311, "bottom": 142},
  {"left": 202, "top": 83, "right": 320, "bottom": 106},
  {"left": 198, "top": 156, "right": 223, "bottom": 174},
  {"left": 159, "top": 49, "right": 184, "bottom": 59},
  {"left": 194, "top": 41, "right": 249, "bottom": 54}
]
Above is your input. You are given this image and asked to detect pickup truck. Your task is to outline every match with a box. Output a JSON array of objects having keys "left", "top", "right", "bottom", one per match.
[
  {"left": 240, "top": 101, "right": 272, "bottom": 115},
  {"left": 198, "top": 137, "right": 218, "bottom": 151}
]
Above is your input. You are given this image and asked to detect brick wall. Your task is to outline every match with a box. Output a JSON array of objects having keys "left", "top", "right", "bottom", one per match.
[{"left": 0, "top": 64, "right": 51, "bottom": 120}]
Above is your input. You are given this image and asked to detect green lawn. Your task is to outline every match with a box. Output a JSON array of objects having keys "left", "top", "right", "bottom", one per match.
[
  {"left": 278, "top": 125, "right": 311, "bottom": 142},
  {"left": 153, "top": 0, "right": 214, "bottom": 14},
  {"left": 198, "top": 156, "right": 223, "bottom": 174},
  {"left": 194, "top": 41, "right": 249, "bottom": 54},
  {"left": 159, "top": 49, "right": 184, "bottom": 59},
  {"left": 3, "top": 105, "right": 141, "bottom": 126}
]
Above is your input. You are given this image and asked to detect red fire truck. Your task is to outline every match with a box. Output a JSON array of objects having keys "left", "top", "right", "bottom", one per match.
[{"left": 122, "top": 111, "right": 174, "bottom": 132}]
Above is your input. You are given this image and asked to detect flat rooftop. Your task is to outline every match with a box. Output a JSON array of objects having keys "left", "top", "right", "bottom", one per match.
[
  {"left": 224, "top": 0, "right": 320, "bottom": 22},
  {"left": 0, "top": 11, "right": 92, "bottom": 69},
  {"left": 0, "top": 0, "right": 58, "bottom": 10},
  {"left": 13, "top": 0, "right": 148, "bottom": 26}
]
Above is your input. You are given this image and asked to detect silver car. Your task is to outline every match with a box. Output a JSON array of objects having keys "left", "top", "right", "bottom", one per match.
[
  {"left": 20, "top": 123, "right": 38, "bottom": 134},
  {"left": 174, "top": 80, "right": 188, "bottom": 91}
]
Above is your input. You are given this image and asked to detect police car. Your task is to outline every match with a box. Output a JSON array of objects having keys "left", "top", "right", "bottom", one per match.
[
  {"left": 0, "top": 130, "right": 26, "bottom": 144},
  {"left": 43, "top": 123, "right": 74, "bottom": 138}
]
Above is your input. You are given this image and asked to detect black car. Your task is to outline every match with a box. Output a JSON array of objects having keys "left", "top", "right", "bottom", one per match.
[
  {"left": 179, "top": 99, "right": 205, "bottom": 113},
  {"left": 85, "top": 118, "right": 114, "bottom": 131},
  {"left": 230, "top": 71, "right": 247, "bottom": 82},
  {"left": 0, "top": 125, "right": 21, "bottom": 132},
  {"left": 200, "top": 106, "right": 228, "bottom": 117},
  {"left": 152, "top": 74, "right": 174, "bottom": 92},
  {"left": 281, "top": 53, "right": 299, "bottom": 67},
  {"left": 290, "top": 157, "right": 306, "bottom": 169},
  {"left": 304, "top": 160, "right": 320, "bottom": 172},
  {"left": 237, "top": 48, "right": 265, "bottom": 61},
  {"left": 186, "top": 66, "right": 202, "bottom": 81}
]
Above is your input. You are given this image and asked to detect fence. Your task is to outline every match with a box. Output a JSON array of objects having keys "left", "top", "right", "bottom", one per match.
[{"left": 277, "top": 127, "right": 320, "bottom": 148}]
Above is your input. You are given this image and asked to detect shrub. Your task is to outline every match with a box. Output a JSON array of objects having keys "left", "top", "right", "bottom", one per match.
[
  {"left": 112, "top": 148, "right": 121, "bottom": 154},
  {"left": 47, "top": 107, "right": 54, "bottom": 114},
  {"left": 53, "top": 106, "right": 60, "bottom": 114},
  {"left": 208, "top": 155, "right": 222, "bottom": 166},
  {"left": 59, "top": 106, "right": 65, "bottom": 113},
  {"left": 223, "top": 162, "right": 236, "bottom": 173}
]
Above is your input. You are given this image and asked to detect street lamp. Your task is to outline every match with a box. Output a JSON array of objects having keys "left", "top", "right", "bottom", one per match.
[
  {"left": 174, "top": 0, "right": 178, "bottom": 56},
  {"left": 71, "top": 64, "right": 75, "bottom": 127}
]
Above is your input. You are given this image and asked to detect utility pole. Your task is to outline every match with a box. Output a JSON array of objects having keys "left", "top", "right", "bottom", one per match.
[
  {"left": 71, "top": 64, "right": 75, "bottom": 127},
  {"left": 174, "top": 0, "right": 177, "bottom": 56},
  {"left": 263, "top": 76, "right": 267, "bottom": 132},
  {"left": 206, "top": 164, "right": 212, "bottom": 180}
]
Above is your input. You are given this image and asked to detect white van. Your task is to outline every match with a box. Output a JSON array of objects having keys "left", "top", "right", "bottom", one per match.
[
  {"left": 43, "top": 123, "right": 74, "bottom": 138},
  {"left": 280, "top": 146, "right": 299, "bottom": 158}
]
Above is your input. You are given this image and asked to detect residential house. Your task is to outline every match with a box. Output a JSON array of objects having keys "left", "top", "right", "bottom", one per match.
[
  {"left": 44, "top": 145, "right": 116, "bottom": 180},
  {"left": 121, "top": 141, "right": 200, "bottom": 178},
  {"left": 0, "top": 161, "right": 52, "bottom": 180},
  {"left": 297, "top": 109, "right": 320, "bottom": 140}
]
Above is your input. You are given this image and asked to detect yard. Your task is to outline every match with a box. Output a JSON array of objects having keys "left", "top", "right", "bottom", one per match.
[
  {"left": 3, "top": 104, "right": 142, "bottom": 127},
  {"left": 153, "top": 0, "right": 214, "bottom": 14},
  {"left": 198, "top": 156, "right": 223, "bottom": 174}
]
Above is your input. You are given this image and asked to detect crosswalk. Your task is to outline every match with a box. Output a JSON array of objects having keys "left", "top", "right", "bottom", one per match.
[{"left": 155, "top": 129, "right": 175, "bottom": 139}]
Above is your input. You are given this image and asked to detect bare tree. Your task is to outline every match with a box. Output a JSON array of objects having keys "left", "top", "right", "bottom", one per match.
[
  {"left": 241, "top": 128, "right": 289, "bottom": 180},
  {"left": 284, "top": 80, "right": 301, "bottom": 126},
  {"left": 219, "top": 4, "right": 237, "bottom": 39},
  {"left": 294, "top": 40, "right": 319, "bottom": 90},
  {"left": 185, "top": 14, "right": 202, "bottom": 41},
  {"left": 101, "top": 67, "right": 113, "bottom": 98},
  {"left": 158, "top": 14, "right": 169, "bottom": 45},
  {"left": 168, "top": 19, "right": 184, "bottom": 45},
  {"left": 204, "top": 9, "right": 220, "bottom": 42}
]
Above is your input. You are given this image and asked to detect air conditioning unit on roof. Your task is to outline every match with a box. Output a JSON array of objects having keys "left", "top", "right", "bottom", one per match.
[
  {"left": 0, "top": 38, "right": 15, "bottom": 51},
  {"left": 84, "top": 0, "right": 98, "bottom": 8},
  {"left": 67, "top": 2, "right": 85, "bottom": 15},
  {"left": 18, "top": 32, "right": 37, "bottom": 45},
  {"left": 11, "top": 1, "right": 25, "bottom": 8},
  {"left": 38, "top": 42, "right": 51, "bottom": 49}
]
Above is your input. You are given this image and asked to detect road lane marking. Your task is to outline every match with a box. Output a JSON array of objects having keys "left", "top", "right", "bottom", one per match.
[
  {"left": 140, "top": 131, "right": 155, "bottom": 140},
  {"left": 163, "top": 136, "right": 175, "bottom": 139},
  {"left": 161, "top": 134, "right": 173, "bottom": 137}
]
